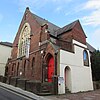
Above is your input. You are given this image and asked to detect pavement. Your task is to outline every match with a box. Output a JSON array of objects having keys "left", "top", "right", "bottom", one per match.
[
  {"left": 45, "top": 90, "right": 100, "bottom": 100},
  {"left": 0, "top": 82, "right": 50, "bottom": 100}
]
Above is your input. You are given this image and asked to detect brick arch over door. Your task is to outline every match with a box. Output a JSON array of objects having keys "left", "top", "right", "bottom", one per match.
[{"left": 46, "top": 53, "right": 54, "bottom": 82}]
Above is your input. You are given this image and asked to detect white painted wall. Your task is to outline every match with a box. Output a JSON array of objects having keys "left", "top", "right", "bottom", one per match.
[
  {"left": 58, "top": 40, "right": 93, "bottom": 94},
  {"left": 0, "top": 45, "right": 12, "bottom": 76}
]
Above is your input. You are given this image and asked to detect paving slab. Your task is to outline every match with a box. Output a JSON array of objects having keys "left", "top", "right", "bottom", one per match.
[
  {"left": 83, "top": 97, "right": 93, "bottom": 100},
  {"left": 45, "top": 89, "right": 100, "bottom": 100}
]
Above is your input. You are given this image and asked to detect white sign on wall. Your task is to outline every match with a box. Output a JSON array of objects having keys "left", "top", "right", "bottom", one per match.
[{"left": 58, "top": 77, "right": 64, "bottom": 84}]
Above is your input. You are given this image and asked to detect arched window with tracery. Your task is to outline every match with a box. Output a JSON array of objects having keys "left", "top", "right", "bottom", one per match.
[
  {"left": 17, "top": 23, "right": 31, "bottom": 58},
  {"left": 83, "top": 50, "right": 89, "bottom": 66}
]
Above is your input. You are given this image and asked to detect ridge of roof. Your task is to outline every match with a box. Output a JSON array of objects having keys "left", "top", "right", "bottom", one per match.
[
  {"left": 56, "top": 20, "right": 79, "bottom": 36},
  {"left": 0, "top": 42, "right": 12, "bottom": 47},
  {"left": 30, "top": 11, "right": 60, "bottom": 36},
  {"left": 26, "top": 8, "right": 85, "bottom": 37}
]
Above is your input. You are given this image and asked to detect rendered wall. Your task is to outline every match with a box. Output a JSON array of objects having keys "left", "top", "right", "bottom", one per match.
[
  {"left": 0, "top": 45, "right": 12, "bottom": 76},
  {"left": 58, "top": 40, "right": 93, "bottom": 94}
]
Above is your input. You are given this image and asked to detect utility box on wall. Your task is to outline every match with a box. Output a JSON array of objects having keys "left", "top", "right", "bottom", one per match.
[{"left": 58, "top": 76, "right": 65, "bottom": 94}]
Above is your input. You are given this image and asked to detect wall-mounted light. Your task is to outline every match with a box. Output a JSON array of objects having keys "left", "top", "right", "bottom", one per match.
[
  {"left": 39, "top": 42, "right": 41, "bottom": 46},
  {"left": 20, "top": 71, "right": 22, "bottom": 76},
  {"left": 41, "top": 50, "right": 43, "bottom": 54}
]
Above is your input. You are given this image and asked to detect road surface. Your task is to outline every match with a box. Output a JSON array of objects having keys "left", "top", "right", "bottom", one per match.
[{"left": 0, "top": 86, "right": 35, "bottom": 100}]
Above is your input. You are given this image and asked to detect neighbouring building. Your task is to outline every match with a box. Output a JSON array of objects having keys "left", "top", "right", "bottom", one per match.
[
  {"left": 0, "top": 42, "right": 12, "bottom": 76},
  {"left": 86, "top": 43, "right": 96, "bottom": 56},
  {"left": 6, "top": 7, "right": 93, "bottom": 94}
]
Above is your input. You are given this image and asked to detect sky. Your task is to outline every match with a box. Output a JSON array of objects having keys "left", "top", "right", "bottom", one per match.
[{"left": 0, "top": 0, "right": 100, "bottom": 49}]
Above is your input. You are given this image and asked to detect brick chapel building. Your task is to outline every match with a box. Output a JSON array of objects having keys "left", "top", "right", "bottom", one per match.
[{"left": 6, "top": 7, "right": 93, "bottom": 94}]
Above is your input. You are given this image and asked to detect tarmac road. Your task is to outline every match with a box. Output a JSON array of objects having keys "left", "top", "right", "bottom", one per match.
[{"left": 0, "top": 86, "right": 35, "bottom": 100}]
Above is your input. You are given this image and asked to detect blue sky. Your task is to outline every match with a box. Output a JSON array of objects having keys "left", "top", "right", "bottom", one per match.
[{"left": 0, "top": 0, "right": 100, "bottom": 49}]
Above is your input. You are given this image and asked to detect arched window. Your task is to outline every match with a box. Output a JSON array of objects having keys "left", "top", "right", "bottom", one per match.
[
  {"left": 32, "top": 57, "right": 35, "bottom": 69},
  {"left": 24, "top": 60, "right": 26, "bottom": 76},
  {"left": 32, "top": 57, "right": 35, "bottom": 75},
  {"left": 17, "top": 62, "right": 19, "bottom": 76},
  {"left": 83, "top": 50, "right": 89, "bottom": 66},
  {"left": 12, "top": 63, "right": 16, "bottom": 76},
  {"left": 12, "top": 66, "right": 14, "bottom": 72},
  {"left": 5, "top": 66, "right": 8, "bottom": 76},
  {"left": 17, "top": 23, "right": 31, "bottom": 57}
]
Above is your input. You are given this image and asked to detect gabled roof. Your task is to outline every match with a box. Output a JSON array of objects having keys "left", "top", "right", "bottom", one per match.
[
  {"left": 56, "top": 20, "right": 79, "bottom": 36},
  {"left": 0, "top": 42, "right": 12, "bottom": 47},
  {"left": 28, "top": 8, "right": 86, "bottom": 37},
  {"left": 31, "top": 12, "right": 60, "bottom": 36}
]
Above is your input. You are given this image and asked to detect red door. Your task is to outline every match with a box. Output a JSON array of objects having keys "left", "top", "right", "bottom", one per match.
[{"left": 48, "top": 57, "right": 54, "bottom": 82}]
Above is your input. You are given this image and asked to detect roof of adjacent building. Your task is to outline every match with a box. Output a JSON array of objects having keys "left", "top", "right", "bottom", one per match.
[
  {"left": 55, "top": 20, "right": 79, "bottom": 36},
  {"left": 86, "top": 43, "right": 96, "bottom": 53},
  {"left": 0, "top": 42, "right": 12, "bottom": 47}
]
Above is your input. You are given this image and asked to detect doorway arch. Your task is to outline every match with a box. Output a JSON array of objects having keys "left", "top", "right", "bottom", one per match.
[
  {"left": 64, "top": 66, "right": 71, "bottom": 91},
  {"left": 47, "top": 54, "right": 54, "bottom": 82}
]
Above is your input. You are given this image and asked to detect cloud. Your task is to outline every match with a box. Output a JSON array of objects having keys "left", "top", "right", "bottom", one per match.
[
  {"left": 81, "top": 0, "right": 100, "bottom": 26},
  {"left": 55, "top": 6, "right": 62, "bottom": 12},
  {"left": 81, "top": 10, "right": 100, "bottom": 26},
  {"left": 83, "top": 0, "right": 100, "bottom": 10},
  {"left": 18, "top": 0, "right": 49, "bottom": 11},
  {"left": 91, "top": 28, "right": 100, "bottom": 49},
  {"left": 17, "top": 0, "right": 72, "bottom": 12}
]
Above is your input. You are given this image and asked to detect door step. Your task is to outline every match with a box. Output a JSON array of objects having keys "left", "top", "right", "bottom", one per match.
[
  {"left": 38, "top": 92, "right": 52, "bottom": 96},
  {"left": 38, "top": 82, "right": 53, "bottom": 96},
  {"left": 41, "top": 89, "right": 50, "bottom": 93},
  {"left": 65, "top": 87, "right": 70, "bottom": 93}
]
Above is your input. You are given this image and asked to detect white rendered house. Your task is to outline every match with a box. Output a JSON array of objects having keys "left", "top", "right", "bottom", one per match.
[
  {"left": 58, "top": 40, "right": 93, "bottom": 94},
  {"left": 0, "top": 42, "right": 12, "bottom": 76}
]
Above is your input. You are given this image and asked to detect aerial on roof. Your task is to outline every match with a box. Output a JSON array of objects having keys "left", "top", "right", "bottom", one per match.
[{"left": 0, "top": 42, "right": 12, "bottom": 47}]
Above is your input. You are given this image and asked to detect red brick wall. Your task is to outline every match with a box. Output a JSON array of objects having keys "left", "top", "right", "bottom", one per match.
[
  {"left": 57, "top": 22, "right": 86, "bottom": 45},
  {"left": 72, "top": 28, "right": 86, "bottom": 45},
  {"left": 58, "top": 31, "right": 73, "bottom": 42},
  {"left": 7, "top": 9, "right": 87, "bottom": 82},
  {"left": 11, "top": 9, "right": 41, "bottom": 59},
  {"left": 7, "top": 9, "right": 53, "bottom": 82},
  {"left": 72, "top": 22, "right": 86, "bottom": 45}
]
